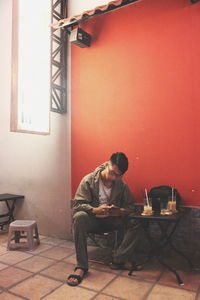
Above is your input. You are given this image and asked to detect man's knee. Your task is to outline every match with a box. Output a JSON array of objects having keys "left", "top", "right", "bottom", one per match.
[{"left": 73, "top": 211, "right": 90, "bottom": 227}]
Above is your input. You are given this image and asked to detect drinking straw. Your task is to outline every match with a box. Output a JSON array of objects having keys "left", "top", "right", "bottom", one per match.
[
  {"left": 145, "top": 188, "right": 149, "bottom": 206},
  {"left": 172, "top": 188, "right": 174, "bottom": 202}
]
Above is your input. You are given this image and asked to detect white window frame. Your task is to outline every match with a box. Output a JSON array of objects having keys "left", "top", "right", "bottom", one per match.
[{"left": 11, "top": 0, "right": 51, "bottom": 135}]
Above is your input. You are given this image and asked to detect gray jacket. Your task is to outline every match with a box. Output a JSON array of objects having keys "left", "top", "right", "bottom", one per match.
[{"left": 73, "top": 162, "right": 135, "bottom": 214}]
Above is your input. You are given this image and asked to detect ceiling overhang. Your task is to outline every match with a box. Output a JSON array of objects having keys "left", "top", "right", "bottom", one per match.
[{"left": 51, "top": 0, "right": 140, "bottom": 30}]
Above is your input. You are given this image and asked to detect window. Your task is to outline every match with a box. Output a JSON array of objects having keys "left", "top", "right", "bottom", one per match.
[{"left": 11, "top": 0, "right": 51, "bottom": 134}]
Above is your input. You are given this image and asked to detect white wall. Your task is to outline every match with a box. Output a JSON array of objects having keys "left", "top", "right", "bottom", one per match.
[
  {"left": 0, "top": 0, "right": 72, "bottom": 238},
  {"left": 68, "top": 0, "right": 109, "bottom": 16}
]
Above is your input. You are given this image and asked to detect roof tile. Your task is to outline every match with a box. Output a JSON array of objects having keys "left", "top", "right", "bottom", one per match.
[{"left": 52, "top": 0, "right": 138, "bottom": 29}]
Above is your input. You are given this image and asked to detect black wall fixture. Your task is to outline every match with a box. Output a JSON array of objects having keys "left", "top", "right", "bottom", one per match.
[{"left": 191, "top": 0, "right": 200, "bottom": 3}]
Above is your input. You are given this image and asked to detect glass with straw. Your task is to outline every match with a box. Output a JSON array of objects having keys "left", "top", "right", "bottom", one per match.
[
  {"left": 167, "top": 188, "right": 177, "bottom": 214},
  {"left": 143, "top": 188, "right": 153, "bottom": 215}
]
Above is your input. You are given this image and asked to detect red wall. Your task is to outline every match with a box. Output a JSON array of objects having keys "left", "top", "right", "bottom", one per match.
[{"left": 71, "top": 0, "right": 200, "bottom": 206}]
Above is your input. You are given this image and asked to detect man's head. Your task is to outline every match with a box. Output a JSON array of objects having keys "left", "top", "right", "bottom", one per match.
[{"left": 104, "top": 152, "right": 128, "bottom": 181}]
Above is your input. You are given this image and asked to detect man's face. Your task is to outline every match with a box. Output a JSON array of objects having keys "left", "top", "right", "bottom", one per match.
[{"left": 106, "top": 163, "right": 123, "bottom": 181}]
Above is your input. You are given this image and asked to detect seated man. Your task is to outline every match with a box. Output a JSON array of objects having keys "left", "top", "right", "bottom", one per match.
[{"left": 67, "top": 152, "right": 141, "bottom": 286}]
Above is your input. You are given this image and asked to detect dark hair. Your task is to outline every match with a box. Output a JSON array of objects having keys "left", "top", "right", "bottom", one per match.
[{"left": 109, "top": 152, "right": 129, "bottom": 174}]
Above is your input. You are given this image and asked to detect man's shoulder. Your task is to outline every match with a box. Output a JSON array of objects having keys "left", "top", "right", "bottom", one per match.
[
  {"left": 81, "top": 172, "right": 94, "bottom": 183},
  {"left": 80, "top": 169, "right": 99, "bottom": 185},
  {"left": 80, "top": 163, "right": 105, "bottom": 184}
]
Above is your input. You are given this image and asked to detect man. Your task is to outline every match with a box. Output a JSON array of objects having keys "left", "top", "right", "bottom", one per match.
[{"left": 67, "top": 152, "right": 141, "bottom": 286}]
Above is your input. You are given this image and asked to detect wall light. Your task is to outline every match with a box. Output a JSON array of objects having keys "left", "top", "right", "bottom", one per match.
[{"left": 69, "top": 28, "right": 91, "bottom": 48}]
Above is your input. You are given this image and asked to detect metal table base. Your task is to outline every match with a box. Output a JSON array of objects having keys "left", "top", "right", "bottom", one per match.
[{"left": 130, "top": 210, "right": 195, "bottom": 285}]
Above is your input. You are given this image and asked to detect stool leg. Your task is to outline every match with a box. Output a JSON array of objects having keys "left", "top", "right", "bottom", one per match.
[
  {"left": 27, "top": 228, "right": 34, "bottom": 250},
  {"left": 34, "top": 225, "right": 40, "bottom": 245},
  {"left": 7, "top": 228, "right": 13, "bottom": 250},
  {"left": 14, "top": 231, "right": 20, "bottom": 243}
]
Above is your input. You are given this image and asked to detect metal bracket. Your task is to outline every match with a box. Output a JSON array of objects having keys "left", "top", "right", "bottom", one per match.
[{"left": 51, "top": 0, "right": 67, "bottom": 114}]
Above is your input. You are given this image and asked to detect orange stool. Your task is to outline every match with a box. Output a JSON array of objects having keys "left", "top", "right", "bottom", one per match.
[{"left": 7, "top": 220, "right": 40, "bottom": 250}]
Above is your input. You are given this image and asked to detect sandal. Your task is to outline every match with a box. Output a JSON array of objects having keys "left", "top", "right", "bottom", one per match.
[
  {"left": 67, "top": 267, "right": 88, "bottom": 287},
  {"left": 109, "top": 262, "right": 127, "bottom": 270},
  {"left": 110, "top": 261, "right": 142, "bottom": 272}
]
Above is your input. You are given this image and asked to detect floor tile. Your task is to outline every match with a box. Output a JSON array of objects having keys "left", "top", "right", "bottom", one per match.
[
  {"left": 159, "top": 269, "right": 200, "bottom": 291},
  {"left": 0, "top": 292, "right": 25, "bottom": 299},
  {"left": 80, "top": 269, "right": 117, "bottom": 291},
  {"left": 26, "top": 243, "right": 53, "bottom": 254},
  {"left": 59, "top": 240, "right": 75, "bottom": 249},
  {"left": 43, "top": 283, "right": 97, "bottom": 300},
  {"left": 64, "top": 253, "right": 77, "bottom": 264},
  {"left": 0, "top": 266, "right": 31, "bottom": 288},
  {"left": 41, "top": 237, "right": 65, "bottom": 246},
  {"left": 1, "top": 234, "right": 197, "bottom": 300},
  {"left": 0, "top": 246, "right": 9, "bottom": 255},
  {"left": 0, "top": 242, "right": 8, "bottom": 248},
  {"left": 39, "top": 246, "right": 74, "bottom": 260},
  {"left": 16, "top": 255, "right": 55, "bottom": 272},
  {"left": 41, "top": 261, "right": 75, "bottom": 281},
  {"left": 0, "top": 262, "right": 9, "bottom": 270},
  {"left": 103, "top": 276, "right": 153, "bottom": 300},
  {"left": 10, "top": 274, "right": 62, "bottom": 300},
  {"left": 0, "top": 251, "right": 32, "bottom": 265},
  {"left": 0, "top": 232, "right": 9, "bottom": 243},
  {"left": 94, "top": 294, "right": 120, "bottom": 300},
  {"left": 147, "top": 284, "right": 196, "bottom": 300}
]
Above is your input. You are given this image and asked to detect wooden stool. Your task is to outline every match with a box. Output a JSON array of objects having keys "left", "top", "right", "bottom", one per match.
[{"left": 7, "top": 220, "right": 40, "bottom": 250}]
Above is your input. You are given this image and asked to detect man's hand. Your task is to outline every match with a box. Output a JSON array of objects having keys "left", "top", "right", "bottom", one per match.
[
  {"left": 92, "top": 205, "right": 133, "bottom": 216},
  {"left": 92, "top": 205, "right": 111, "bottom": 215}
]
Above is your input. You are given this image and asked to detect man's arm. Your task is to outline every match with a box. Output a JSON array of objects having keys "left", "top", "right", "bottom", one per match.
[
  {"left": 73, "top": 175, "right": 112, "bottom": 215},
  {"left": 118, "top": 183, "right": 135, "bottom": 215},
  {"left": 73, "top": 177, "right": 95, "bottom": 213},
  {"left": 122, "top": 184, "right": 135, "bottom": 208}
]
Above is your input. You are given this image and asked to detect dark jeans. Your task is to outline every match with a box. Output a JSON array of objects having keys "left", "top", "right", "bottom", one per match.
[{"left": 73, "top": 211, "right": 142, "bottom": 270}]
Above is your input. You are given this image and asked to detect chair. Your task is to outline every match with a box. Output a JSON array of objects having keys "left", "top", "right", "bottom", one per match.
[
  {"left": 87, "top": 229, "right": 124, "bottom": 265},
  {"left": 7, "top": 220, "right": 40, "bottom": 250},
  {"left": 88, "top": 230, "right": 119, "bottom": 253}
]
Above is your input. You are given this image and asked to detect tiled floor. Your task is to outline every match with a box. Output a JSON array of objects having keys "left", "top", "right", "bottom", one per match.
[{"left": 0, "top": 231, "right": 200, "bottom": 300}]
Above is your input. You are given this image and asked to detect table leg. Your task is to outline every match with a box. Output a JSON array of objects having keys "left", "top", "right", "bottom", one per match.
[
  {"left": 5, "top": 199, "right": 16, "bottom": 222},
  {"left": 157, "top": 256, "right": 184, "bottom": 285},
  {"left": 137, "top": 220, "right": 185, "bottom": 285},
  {"left": 158, "top": 221, "right": 194, "bottom": 269}
]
